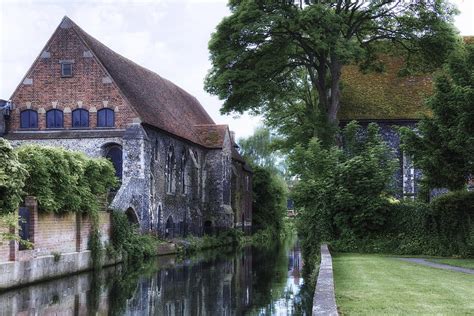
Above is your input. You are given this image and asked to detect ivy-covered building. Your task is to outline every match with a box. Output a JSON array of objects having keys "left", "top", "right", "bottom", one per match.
[
  {"left": 338, "top": 55, "right": 434, "bottom": 199},
  {"left": 0, "top": 16, "right": 252, "bottom": 236}
]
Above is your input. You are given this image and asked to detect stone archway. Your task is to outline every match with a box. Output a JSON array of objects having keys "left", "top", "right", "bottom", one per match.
[
  {"left": 102, "top": 143, "right": 123, "bottom": 181},
  {"left": 165, "top": 216, "right": 174, "bottom": 239},
  {"left": 125, "top": 207, "right": 139, "bottom": 225}
]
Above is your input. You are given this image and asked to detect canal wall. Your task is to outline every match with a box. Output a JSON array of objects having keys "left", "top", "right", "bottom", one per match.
[
  {"left": 0, "top": 197, "right": 116, "bottom": 290},
  {"left": 312, "top": 244, "right": 338, "bottom": 315}
]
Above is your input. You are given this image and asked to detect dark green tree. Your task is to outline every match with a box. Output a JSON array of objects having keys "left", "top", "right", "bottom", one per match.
[
  {"left": 252, "top": 165, "right": 288, "bottom": 234},
  {"left": 206, "top": 0, "right": 458, "bottom": 146},
  {"left": 401, "top": 43, "right": 474, "bottom": 191}
]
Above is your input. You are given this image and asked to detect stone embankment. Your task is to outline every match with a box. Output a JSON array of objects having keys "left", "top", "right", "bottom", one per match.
[{"left": 312, "top": 244, "right": 339, "bottom": 316}]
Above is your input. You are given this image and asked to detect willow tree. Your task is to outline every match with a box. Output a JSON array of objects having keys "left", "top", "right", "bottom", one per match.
[{"left": 205, "top": 0, "right": 457, "bottom": 146}]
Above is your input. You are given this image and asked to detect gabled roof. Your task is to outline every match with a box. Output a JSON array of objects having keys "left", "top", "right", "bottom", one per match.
[
  {"left": 62, "top": 16, "right": 220, "bottom": 147},
  {"left": 194, "top": 124, "right": 228, "bottom": 149}
]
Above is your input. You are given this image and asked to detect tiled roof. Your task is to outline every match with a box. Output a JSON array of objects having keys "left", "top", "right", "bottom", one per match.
[
  {"left": 65, "top": 17, "right": 223, "bottom": 147},
  {"left": 194, "top": 124, "right": 228, "bottom": 148}
]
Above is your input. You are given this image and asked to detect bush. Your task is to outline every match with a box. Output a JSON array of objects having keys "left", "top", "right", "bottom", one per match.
[
  {"left": 430, "top": 191, "right": 474, "bottom": 256},
  {"left": 0, "top": 138, "right": 28, "bottom": 215},
  {"left": 111, "top": 211, "right": 159, "bottom": 262},
  {"left": 15, "top": 145, "right": 117, "bottom": 214}
]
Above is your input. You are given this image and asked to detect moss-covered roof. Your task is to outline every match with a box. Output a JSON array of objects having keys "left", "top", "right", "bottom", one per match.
[
  {"left": 339, "top": 37, "right": 474, "bottom": 121},
  {"left": 338, "top": 55, "right": 434, "bottom": 120}
]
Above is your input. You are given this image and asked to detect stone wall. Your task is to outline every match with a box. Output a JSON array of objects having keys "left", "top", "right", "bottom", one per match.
[{"left": 231, "top": 160, "right": 253, "bottom": 231}]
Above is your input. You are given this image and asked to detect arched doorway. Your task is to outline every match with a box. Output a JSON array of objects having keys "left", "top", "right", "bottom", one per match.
[
  {"left": 204, "top": 220, "right": 213, "bottom": 236},
  {"left": 103, "top": 144, "right": 123, "bottom": 180},
  {"left": 125, "top": 207, "right": 139, "bottom": 225},
  {"left": 165, "top": 216, "right": 174, "bottom": 239}
]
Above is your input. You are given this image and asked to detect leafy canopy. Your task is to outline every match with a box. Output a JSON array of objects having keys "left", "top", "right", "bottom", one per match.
[
  {"left": 206, "top": 0, "right": 457, "bottom": 146},
  {"left": 401, "top": 42, "right": 474, "bottom": 191}
]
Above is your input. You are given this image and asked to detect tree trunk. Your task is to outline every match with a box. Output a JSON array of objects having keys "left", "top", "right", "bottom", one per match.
[{"left": 328, "top": 55, "right": 342, "bottom": 124}]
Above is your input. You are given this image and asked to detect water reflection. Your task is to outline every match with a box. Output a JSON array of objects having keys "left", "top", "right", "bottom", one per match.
[{"left": 0, "top": 238, "right": 312, "bottom": 315}]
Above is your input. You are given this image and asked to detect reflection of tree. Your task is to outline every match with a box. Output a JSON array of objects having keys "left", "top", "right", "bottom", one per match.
[{"left": 250, "top": 242, "right": 289, "bottom": 314}]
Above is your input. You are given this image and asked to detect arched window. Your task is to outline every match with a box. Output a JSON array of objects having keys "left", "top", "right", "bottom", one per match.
[
  {"left": 72, "top": 109, "right": 89, "bottom": 128},
  {"left": 46, "top": 109, "right": 63, "bottom": 128},
  {"left": 20, "top": 110, "right": 38, "bottom": 129},
  {"left": 181, "top": 150, "right": 187, "bottom": 194},
  {"left": 166, "top": 146, "right": 175, "bottom": 193},
  {"left": 104, "top": 144, "right": 123, "bottom": 180},
  {"left": 97, "top": 108, "right": 114, "bottom": 127}
]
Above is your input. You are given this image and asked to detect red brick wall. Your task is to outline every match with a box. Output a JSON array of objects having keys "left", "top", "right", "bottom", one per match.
[
  {"left": 9, "top": 25, "right": 138, "bottom": 132},
  {"left": 0, "top": 225, "right": 11, "bottom": 261},
  {"left": 0, "top": 198, "right": 112, "bottom": 263}
]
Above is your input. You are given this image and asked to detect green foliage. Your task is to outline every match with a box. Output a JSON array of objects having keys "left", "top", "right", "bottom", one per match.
[
  {"left": 206, "top": 1, "right": 457, "bottom": 145},
  {"left": 110, "top": 211, "right": 158, "bottom": 262},
  {"left": 332, "top": 191, "right": 474, "bottom": 257},
  {"left": 401, "top": 43, "right": 474, "bottom": 191},
  {"left": 15, "top": 145, "right": 117, "bottom": 214},
  {"left": 0, "top": 138, "right": 28, "bottom": 215},
  {"left": 290, "top": 122, "right": 396, "bottom": 267},
  {"left": 184, "top": 229, "right": 243, "bottom": 253},
  {"left": 252, "top": 165, "right": 288, "bottom": 237}
]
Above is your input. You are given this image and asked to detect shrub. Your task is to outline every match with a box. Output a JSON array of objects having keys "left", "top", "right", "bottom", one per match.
[
  {"left": 111, "top": 211, "right": 159, "bottom": 262},
  {"left": 430, "top": 190, "right": 474, "bottom": 256},
  {"left": 15, "top": 145, "right": 117, "bottom": 214},
  {"left": 0, "top": 138, "right": 28, "bottom": 215}
]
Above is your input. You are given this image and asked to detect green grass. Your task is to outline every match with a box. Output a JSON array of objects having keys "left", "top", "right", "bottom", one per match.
[
  {"left": 333, "top": 253, "right": 474, "bottom": 315},
  {"left": 427, "top": 258, "right": 474, "bottom": 270}
]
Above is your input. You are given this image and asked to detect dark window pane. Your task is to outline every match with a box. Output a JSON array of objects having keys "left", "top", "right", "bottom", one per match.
[
  {"left": 20, "top": 111, "right": 29, "bottom": 128},
  {"left": 61, "top": 63, "right": 72, "bottom": 77},
  {"left": 46, "top": 109, "right": 63, "bottom": 128},
  {"left": 81, "top": 110, "right": 89, "bottom": 127},
  {"left": 72, "top": 109, "right": 89, "bottom": 128},
  {"left": 106, "top": 146, "right": 122, "bottom": 179},
  {"left": 97, "top": 108, "right": 114, "bottom": 127},
  {"left": 30, "top": 111, "right": 38, "bottom": 128},
  {"left": 106, "top": 110, "right": 114, "bottom": 127}
]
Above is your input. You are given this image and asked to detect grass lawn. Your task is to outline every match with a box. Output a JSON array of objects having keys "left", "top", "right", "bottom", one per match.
[
  {"left": 427, "top": 258, "right": 474, "bottom": 270},
  {"left": 333, "top": 253, "right": 474, "bottom": 315}
]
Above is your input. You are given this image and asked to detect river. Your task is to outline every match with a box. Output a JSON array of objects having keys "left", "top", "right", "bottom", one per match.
[{"left": 0, "top": 237, "right": 313, "bottom": 315}]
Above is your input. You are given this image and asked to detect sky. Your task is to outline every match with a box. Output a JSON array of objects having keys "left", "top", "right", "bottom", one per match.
[{"left": 1, "top": 0, "right": 473, "bottom": 140}]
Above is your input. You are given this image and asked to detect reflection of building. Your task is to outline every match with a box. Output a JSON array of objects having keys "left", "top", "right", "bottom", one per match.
[
  {"left": 1, "top": 16, "right": 252, "bottom": 236},
  {"left": 124, "top": 252, "right": 253, "bottom": 315}
]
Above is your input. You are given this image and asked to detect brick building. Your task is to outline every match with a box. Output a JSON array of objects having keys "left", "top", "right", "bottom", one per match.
[{"left": 0, "top": 16, "right": 252, "bottom": 236}]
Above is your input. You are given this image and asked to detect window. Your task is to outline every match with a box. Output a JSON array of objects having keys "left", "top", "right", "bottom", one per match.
[
  {"left": 61, "top": 63, "right": 72, "bottom": 77},
  {"left": 105, "top": 145, "right": 123, "bottom": 180},
  {"left": 97, "top": 108, "right": 114, "bottom": 127},
  {"left": 181, "top": 151, "right": 187, "bottom": 194},
  {"left": 72, "top": 109, "right": 89, "bottom": 128},
  {"left": 166, "top": 146, "right": 175, "bottom": 193},
  {"left": 46, "top": 109, "right": 63, "bottom": 128},
  {"left": 20, "top": 110, "right": 38, "bottom": 128}
]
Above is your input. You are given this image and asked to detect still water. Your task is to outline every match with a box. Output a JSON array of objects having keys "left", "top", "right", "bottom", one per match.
[{"left": 0, "top": 238, "right": 313, "bottom": 315}]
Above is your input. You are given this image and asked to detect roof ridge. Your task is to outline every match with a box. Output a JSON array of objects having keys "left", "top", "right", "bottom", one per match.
[{"left": 61, "top": 16, "right": 218, "bottom": 147}]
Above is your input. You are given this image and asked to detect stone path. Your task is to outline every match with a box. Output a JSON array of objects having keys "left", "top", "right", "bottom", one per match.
[
  {"left": 398, "top": 258, "right": 474, "bottom": 275},
  {"left": 313, "top": 244, "right": 339, "bottom": 316}
]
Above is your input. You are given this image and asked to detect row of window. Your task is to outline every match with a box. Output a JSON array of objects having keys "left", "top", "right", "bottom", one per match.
[{"left": 20, "top": 108, "right": 115, "bottom": 129}]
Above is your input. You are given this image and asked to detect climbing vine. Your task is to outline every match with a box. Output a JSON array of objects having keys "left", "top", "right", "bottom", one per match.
[{"left": 12, "top": 143, "right": 117, "bottom": 268}]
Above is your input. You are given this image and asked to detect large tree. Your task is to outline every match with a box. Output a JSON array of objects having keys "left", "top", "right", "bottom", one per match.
[
  {"left": 205, "top": 0, "right": 457, "bottom": 146},
  {"left": 401, "top": 42, "right": 474, "bottom": 191}
]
